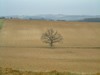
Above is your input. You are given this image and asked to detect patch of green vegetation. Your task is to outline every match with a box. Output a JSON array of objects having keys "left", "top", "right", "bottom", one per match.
[
  {"left": 0, "top": 19, "right": 5, "bottom": 29},
  {"left": 0, "top": 45, "right": 100, "bottom": 50},
  {"left": 55, "top": 47, "right": 100, "bottom": 49},
  {"left": 66, "top": 51, "right": 73, "bottom": 53},
  {"left": 0, "top": 46, "right": 100, "bottom": 49}
]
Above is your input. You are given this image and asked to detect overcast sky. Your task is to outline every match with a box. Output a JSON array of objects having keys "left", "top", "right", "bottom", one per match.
[{"left": 0, "top": 0, "right": 100, "bottom": 16}]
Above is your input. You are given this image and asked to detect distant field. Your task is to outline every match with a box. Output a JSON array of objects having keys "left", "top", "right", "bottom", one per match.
[
  {"left": 0, "top": 19, "right": 100, "bottom": 47},
  {"left": 0, "top": 19, "right": 100, "bottom": 74}
]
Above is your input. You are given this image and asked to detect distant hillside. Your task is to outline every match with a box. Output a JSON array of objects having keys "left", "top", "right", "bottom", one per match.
[
  {"left": 0, "top": 15, "right": 100, "bottom": 22},
  {"left": 81, "top": 18, "right": 100, "bottom": 22}
]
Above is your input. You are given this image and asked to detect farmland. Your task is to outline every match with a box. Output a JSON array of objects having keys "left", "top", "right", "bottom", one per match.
[
  {"left": 0, "top": 19, "right": 100, "bottom": 47},
  {"left": 0, "top": 19, "right": 100, "bottom": 74}
]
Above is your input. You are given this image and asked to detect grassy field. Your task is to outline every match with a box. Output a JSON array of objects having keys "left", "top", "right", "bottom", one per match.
[{"left": 0, "top": 19, "right": 100, "bottom": 74}]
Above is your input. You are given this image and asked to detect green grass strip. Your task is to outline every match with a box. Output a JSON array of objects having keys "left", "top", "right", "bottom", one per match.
[
  {"left": 55, "top": 47, "right": 100, "bottom": 49},
  {"left": 0, "top": 46, "right": 100, "bottom": 49},
  {"left": 0, "top": 19, "right": 5, "bottom": 29}
]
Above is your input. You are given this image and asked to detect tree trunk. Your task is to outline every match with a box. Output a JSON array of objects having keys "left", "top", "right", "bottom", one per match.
[{"left": 50, "top": 41, "right": 53, "bottom": 48}]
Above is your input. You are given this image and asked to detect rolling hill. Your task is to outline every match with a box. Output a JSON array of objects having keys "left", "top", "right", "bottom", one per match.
[{"left": 0, "top": 19, "right": 100, "bottom": 47}]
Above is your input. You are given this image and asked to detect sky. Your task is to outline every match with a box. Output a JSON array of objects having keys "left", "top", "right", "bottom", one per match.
[{"left": 0, "top": 0, "right": 100, "bottom": 16}]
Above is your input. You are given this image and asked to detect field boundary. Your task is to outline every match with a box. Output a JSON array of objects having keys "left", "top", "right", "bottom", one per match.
[
  {"left": 0, "top": 67, "right": 100, "bottom": 75},
  {"left": 0, "top": 46, "right": 100, "bottom": 49}
]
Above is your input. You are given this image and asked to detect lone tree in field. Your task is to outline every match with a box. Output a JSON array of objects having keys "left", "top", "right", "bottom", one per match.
[{"left": 41, "top": 29, "right": 63, "bottom": 48}]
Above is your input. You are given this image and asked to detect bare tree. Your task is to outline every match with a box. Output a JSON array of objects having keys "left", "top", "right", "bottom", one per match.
[{"left": 41, "top": 29, "right": 63, "bottom": 48}]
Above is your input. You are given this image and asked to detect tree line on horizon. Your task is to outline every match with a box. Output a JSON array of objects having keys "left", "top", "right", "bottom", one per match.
[{"left": 0, "top": 16, "right": 100, "bottom": 22}]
